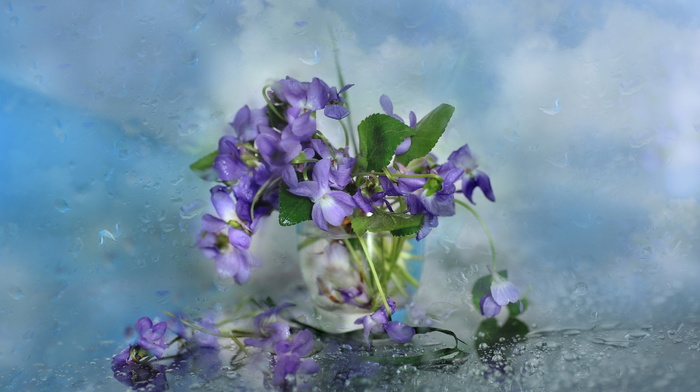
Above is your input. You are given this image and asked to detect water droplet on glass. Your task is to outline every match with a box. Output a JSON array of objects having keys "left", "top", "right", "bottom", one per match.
[
  {"left": 160, "top": 223, "right": 175, "bottom": 233},
  {"left": 53, "top": 199, "right": 70, "bottom": 213},
  {"left": 68, "top": 237, "right": 84, "bottom": 255},
  {"left": 619, "top": 77, "right": 645, "bottom": 95},
  {"left": 624, "top": 330, "right": 649, "bottom": 340},
  {"left": 180, "top": 200, "right": 205, "bottom": 219},
  {"left": 9, "top": 16, "right": 19, "bottom": 26},
  {"left": 170, "top": 175, "right": 184, "bottom": 185},
  {"left": 178, "top": 123, "right": 200, "bottom": 136},
  {"left": 8, "top": 286, "right": 24, "bottom": 300},
  {"left": 190, "top": 14, "right": 206, "bottom": 32},
  {"left": 538, "top": 99, "right": 560, "bottom": 115},
  {"left": 572, "top": 282, "right": 589, "bottom": 296}
]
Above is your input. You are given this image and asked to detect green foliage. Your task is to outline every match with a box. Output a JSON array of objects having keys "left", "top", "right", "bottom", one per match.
[
  {"left": 189, "top": 150, "right": 218, "bottom": 172},
  {"left": 356, "top": 114, "right": 414, "bottom": 172},
  {"left": 475, "top": 317, "right": 530, "bottom": 353},
  {"left": 350, "top": 211, "right": 424, "bottom": 237},
  {"left": 278, "top": 186, "right": 312, "bottom": 226},
  {"left": 395, "top": 104, "right": 455, "bottom": 166}
]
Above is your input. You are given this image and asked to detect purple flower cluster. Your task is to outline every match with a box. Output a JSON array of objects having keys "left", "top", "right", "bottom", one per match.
[
  {"left": 195, "top": 76, "right": 497, "bottom": 285},
  {"left": 241, "top": 303, "right": 318, "bottom": 387}
]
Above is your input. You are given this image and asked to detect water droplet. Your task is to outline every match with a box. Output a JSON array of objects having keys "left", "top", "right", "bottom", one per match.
[
  {"left": 8, "top": 286, "right": 24, "bottom": 300},
  {"left": 299, "top": 45, "right": 320, "bottom": 65},
  {"left": 538, "top": 99, "right": 560, "bottom": 115},
  {"left": 619, "top": 77, "right": 645, "bottom": 95},
  {"left": 9, "top": 16, "right": 18, "bottom": 26},
  {"left": 180, "top": 200, "right": 205, "bottom": 219},
  {"left": 590, "top": 337, "right": 631, "bottom": 348},
  {"left": 572, "top": 282, "right": 589, "bottom": 296},
  {"left": 189, "top": 52, "right": 199, "bottom": 67},
  {"left": 624, "top": 330, "right": 649, "bottom": 340},
  {"left": 68, "top": 237, "right": 84, "bottom": 255},
  {"left": 190, "top": 14, "right": 206, "bottom": 32},
  {"left": 170, "top": 175, "right": 184, "bottom": 185},
  {"left": 178, "top": 123, "right": 200, "bottom": 136},
  {"left": 53, "top": 199, "right": 70, "bottom": 213},
  {"left": 23, "top": 330, "right": 34, "bottom": 341},
  {"left": 160, "top": 223, "right": 175, "bottom": 233}
]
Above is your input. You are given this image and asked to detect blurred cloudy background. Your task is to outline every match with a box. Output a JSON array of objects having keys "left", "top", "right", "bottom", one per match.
[{"left": 1, "top": 0, "right": 699, "bottom": 390}]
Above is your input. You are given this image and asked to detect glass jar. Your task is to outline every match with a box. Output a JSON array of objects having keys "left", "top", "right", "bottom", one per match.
[{"left": 296, "top": 221, "right": 423, "bottom": 333}]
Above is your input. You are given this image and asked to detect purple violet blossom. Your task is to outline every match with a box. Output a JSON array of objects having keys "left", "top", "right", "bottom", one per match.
[
  {"left": 272, "top": 329, "right": 319, "bottom": 387},
  {"left": 135, "top": 317, "right": 168, "bottom": 358},
  {"left": 271, "top": 76, "right": 330, "bottom": 121},
  {"left": 244, "top": 303, "right": 294, "bottom": 350},
  {"left": 324, "top": 83, "right": 353, "bottom": 120},
  {"left": 354, "top": 298, "right": 415, "bottom": 347},
  {"left": 192, "top": 312, "right": 221, "bottom": 349},
  {"left": 448, "top": 144, "right": 495, "bottom": 204},
  {"left": 230, "top": 105, "right": 267, "bottom": 143},
  {"left": 213, "top": 136, "right": 249, "bottom": 182},
  {"left": 256, "top": 126, "right": 301, "bottom": 184},
  {"left": 479, "top": 273, "right": 521, "bottom": 318},
  {"left": 196, "top": 186, "right": 256, "bottom": 284},
  {"left": 310, "top": 139, "right": 356, "bottom": 189},
  {"left": 287, "top": 158, "right": 356, "bottom": 231}
]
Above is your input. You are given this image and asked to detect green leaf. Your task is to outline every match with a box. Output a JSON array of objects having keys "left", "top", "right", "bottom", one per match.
[
  {"left": 471, "top": 270, "right": 507, "bottom": 310},
  {"left": 189, "top": 150, "right": 218, "bottom": 172},
  {"left": 350, "top": 212, "right": 423, "bottom": 237},
  {"left": 475, "top": 317, "right": 529, "bottom": 354},
  {"left": 278, "top": 186, "right": 312, "bottom": 226},
  {"left": 507, "top": 297, "right": 528, "bottom": 316},
  {"left": 395, "top": 104, "right": 455, "bottom": 166},
  {"left": 356, "top": 113, "right": 415, "bottom": 172}
]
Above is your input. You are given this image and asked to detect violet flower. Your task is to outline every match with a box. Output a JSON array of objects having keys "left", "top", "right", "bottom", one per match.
[
  {"left": 272, "top": 329, "right": 319, "bottom": 387},
  {"left": 135, "top": 317, "right": 168, "bottom": 358},
  {"left": 230, "top": 105, "right": 267, "bottom": 143},
  {"left": 256, "top": 126, "right": 301, "bottom": 182},
  {"left": 448, "top": 144, "right": 495, "bottom": 204},
  {"left": 213, "top": 136, "right": 249, "bottom": 182},
  {"left": 310, "top": 139, "right": 356, "bottom": 189},
  {"left": 324, "top": 83, "right": 353, "bottom": 120},
  {"left": 287, "top": 158, "right": 356, "bottom": 231},
  {"left": 111, "top": 358, "right": 168, "bottom": 391},
  {"left": 192, "top": 312, "right": 220, "bottom": 349},
  {"left": 244, "top": 303, "right": 294, "bottom": 350},
  {"left": 196, "top": 186, "right": 255, "bottom": 284},
  {"left": 271, "top": 76, "right": 331, "bottom": 121},
  {"left": 479, "top": 273, "right": 521, "bottom": 318},
  {"left": 354, "top": 298, "right": 415, "bottom": 347}
]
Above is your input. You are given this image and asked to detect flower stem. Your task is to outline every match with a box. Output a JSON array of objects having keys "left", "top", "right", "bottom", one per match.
[
  {"left": 455, "top": 199, "right": 497, "bottom": 271},
  {"left": 262, "top": 85, "right": 284, "bottom": 121},
  {"left": 357, "top": 235, "right": 391, "bottom": 315}
]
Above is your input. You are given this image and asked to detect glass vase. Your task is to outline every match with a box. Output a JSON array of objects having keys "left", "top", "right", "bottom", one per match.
[{"left": 296, "top": 221, "right": 423, "bottom": 333}]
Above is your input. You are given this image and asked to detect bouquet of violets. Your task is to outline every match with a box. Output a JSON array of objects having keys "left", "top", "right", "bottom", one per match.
[{"left": 112, "top": 75, "right": 524, "bottom": 390}]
